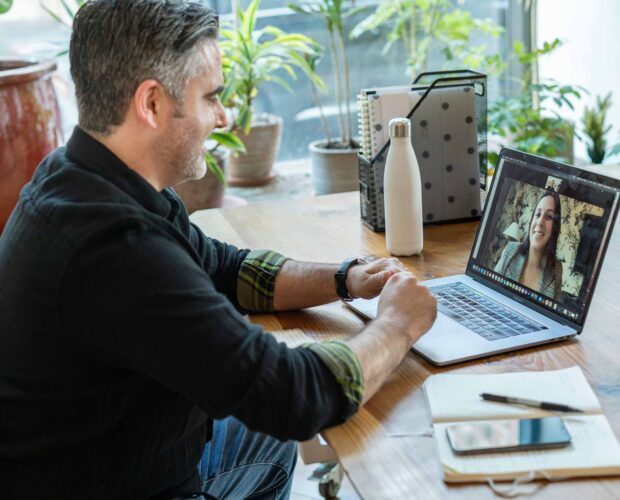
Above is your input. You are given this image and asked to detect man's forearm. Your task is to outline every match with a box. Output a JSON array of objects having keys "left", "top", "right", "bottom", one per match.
[
  {"left": 272, "top": 257, "right": 404, "bottom": 312},
  {"left": 273, "top": 260, "right": 340, "bottom": 311},
  {"left": 345, "top": 318, "right": 414, "bottom": 405},
  {"left": 274, "top": 264, "right": 436, "bottom": 408}
]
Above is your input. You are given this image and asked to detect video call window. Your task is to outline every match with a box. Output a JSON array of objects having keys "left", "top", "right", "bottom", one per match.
[{"left": 473, "top": 160, "right": 618, "bottom": 322}]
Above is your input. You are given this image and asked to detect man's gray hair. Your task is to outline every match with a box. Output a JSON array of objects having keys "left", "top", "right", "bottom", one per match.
[{"left": 70, "top": 0, "right": 219, "bottom": 135}]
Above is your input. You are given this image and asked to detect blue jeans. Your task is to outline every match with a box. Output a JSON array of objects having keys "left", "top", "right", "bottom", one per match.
[{"left": 198, "top": 417, "right": 298, "bottom": 499}]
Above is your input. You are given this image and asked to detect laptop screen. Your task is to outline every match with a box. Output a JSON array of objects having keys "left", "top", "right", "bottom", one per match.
[{"left": 468, "top": 149, "right": 620, "bottom": 326}]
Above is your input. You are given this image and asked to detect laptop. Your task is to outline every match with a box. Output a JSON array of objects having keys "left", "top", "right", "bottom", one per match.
[{"left": 347, "top": 148, "right": 620, "bottom": 365}]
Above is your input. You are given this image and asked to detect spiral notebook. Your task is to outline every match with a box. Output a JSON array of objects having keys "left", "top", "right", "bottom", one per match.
[{"left": 424, "top": 366, "right": 620, "bottom": 483}]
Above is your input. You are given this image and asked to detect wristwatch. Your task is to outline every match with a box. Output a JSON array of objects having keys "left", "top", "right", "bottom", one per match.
[{"left": 335, "top": 257, "right": 363, "bottom": 301}]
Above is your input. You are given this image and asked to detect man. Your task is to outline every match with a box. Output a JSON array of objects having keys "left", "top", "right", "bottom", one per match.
[{"left": 0, "top": 1, "right": 436, "bottom": 498}]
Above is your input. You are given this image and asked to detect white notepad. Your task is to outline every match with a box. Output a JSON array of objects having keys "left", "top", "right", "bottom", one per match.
[{"left": 424, "top": 366, "right": 620, "bottom": 482}]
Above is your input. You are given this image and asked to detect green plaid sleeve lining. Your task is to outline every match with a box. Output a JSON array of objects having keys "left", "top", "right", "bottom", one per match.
[
  {"left": 303, "top": 341, "right": 364, "bottom": 409},
  {"left": 237, "top": 249, "right": 290, "bottom": 312}
]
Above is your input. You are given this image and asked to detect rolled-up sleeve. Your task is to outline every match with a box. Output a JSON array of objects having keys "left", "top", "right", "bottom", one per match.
[
  {"left": 237, "top": 251, "right": 364, "bottom": 413},
  {"left": 237, "top": 249, "right": 289, "bottom": 312},
  {"left": 303, "top": 341, "right": 364, "bottom": 410}
]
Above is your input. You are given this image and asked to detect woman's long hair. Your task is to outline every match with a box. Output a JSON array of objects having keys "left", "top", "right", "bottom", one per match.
[{"left": 513, "top": 189, "right": 562, "bottom": 278}]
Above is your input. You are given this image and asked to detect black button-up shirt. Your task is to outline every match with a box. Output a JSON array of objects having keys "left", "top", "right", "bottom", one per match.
[{"left": 0, "top": 128, "right": 353, "bottom": 498}]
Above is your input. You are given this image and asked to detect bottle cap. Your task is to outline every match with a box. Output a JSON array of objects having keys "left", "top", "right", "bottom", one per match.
[{"left": 389, "top": 118, "right": 411, "bottom": 138}]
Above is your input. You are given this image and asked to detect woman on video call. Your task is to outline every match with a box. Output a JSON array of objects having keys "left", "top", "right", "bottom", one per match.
[{"left": 494, "top": 189, "right": 563, "bottom": 299}]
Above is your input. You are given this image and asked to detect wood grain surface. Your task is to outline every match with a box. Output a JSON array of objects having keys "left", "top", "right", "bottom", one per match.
[{"left": 191, "top": 191, "right": 620, "bottom": 499}]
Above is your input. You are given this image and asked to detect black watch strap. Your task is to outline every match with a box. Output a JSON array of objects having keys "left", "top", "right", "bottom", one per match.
[{"left": 335, "top": 258, "right": 361, "bottom": 301}]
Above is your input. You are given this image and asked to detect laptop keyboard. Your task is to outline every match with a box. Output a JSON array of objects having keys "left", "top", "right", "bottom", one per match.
[{"left": 430, "top": 282, "right": 547, "bottom": 341}]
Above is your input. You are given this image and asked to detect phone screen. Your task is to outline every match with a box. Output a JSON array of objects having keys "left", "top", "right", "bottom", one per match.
[{"left": 445, "top": 417, "right": 572, "bottom": 455}]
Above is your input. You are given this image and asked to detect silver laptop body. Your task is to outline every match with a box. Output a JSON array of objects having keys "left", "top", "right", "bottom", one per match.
[{"left": 347, "top": 148, "right": 620, "bottom": 365}]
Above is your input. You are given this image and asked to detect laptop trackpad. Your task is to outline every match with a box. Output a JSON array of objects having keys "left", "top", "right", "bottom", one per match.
[{"left": 412, "top": 313, "right": 483, "bottom": 363}]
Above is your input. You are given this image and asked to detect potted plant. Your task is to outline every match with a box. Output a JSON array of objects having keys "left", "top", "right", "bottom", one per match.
[
  {"left": 581, "top": 92, "right": 620, "bottom": 165},
  {"left": 0, "top": 0, "right": 63, "bottom": 232},
  {"left": 220, "top": 0, "right": 323, "bottom": 186},
  {"left": 578, "top": 92, "right": 620, "bottom": 179},
  {"left": 288, "top": 0, "right": 363, "bottom": 195}
]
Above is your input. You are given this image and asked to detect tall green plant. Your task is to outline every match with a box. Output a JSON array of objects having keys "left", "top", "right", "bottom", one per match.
[
  {"left": 582, "top": 93, "right": 614, "bottom": 164},
  {"left": 350, "top": 0, "right": 504, "bottom": 81},
  {"left": 220, "top": 0, "right": 324, "bottom": 136},
  {"left": 288, "top": 0, "right": 361, "bottom": 148}
]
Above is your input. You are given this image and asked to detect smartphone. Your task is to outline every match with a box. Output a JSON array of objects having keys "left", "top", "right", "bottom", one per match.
[{"left": 445, "top": 417, "right": 572, "bottom": 455}]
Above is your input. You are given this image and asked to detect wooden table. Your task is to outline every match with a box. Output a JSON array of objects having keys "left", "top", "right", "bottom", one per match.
[{"left": 191, "top": 191, "right": 620, "bottom": 499}]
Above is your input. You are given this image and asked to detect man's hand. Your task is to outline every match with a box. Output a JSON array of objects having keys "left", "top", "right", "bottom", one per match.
[
  {"left": 345, "top": 271, "right": 437, "bottom": 405},
  {"left": 376, "top": 272, "right": 437, "bottom": 343},
  {"left": 346, "top": 258, "right": 408, "bottom": 299}
]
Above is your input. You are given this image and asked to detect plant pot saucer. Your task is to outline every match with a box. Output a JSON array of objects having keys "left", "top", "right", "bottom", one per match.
[{"left": 227, "top": 172, "right": 276, "bottom": 187}]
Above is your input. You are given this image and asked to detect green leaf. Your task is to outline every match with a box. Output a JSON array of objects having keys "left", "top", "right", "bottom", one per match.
[
  {"left": 266, "top": 74, "right": 294, "bottom": 93},
  {"left": 279, "top": 63, "right": 297, "bottom": 79},
  {"left": 204, "top": 153, "right": 226, "bottom": 184},
  {"left": 210, "top": 131, "right": 246, "bottom": 153},
  {"left": 287, "top": 3, "right": 322, "bottom": 17},
  {"left": 0, "top": 0, "right": 12, "bottom": 14},
  {"left": 242, "top": 0, "right": 260, "bottom": 39}
]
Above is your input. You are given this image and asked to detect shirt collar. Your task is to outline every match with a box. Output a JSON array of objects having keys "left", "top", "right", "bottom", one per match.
[{"left": 65, "top": 126, "right": 174, "bottom": 218}]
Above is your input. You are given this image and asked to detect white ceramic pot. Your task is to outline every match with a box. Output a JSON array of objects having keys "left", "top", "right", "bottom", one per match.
[{"left": 309, "top": 140, "right": 360, "bottom": 195}]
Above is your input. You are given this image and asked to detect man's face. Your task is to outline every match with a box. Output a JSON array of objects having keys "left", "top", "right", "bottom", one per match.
[{"left": 159, "top": 39, "right": 227, "bottom": 185}]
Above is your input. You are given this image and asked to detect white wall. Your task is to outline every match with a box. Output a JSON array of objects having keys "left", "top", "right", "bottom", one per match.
[{"left": 537, "top": 0, "right": 620, "bottom": 163}]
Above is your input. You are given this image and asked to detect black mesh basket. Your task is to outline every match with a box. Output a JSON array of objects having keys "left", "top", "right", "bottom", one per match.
[{"left": 359, "top": 70, "right": 488, "bottom": 232}]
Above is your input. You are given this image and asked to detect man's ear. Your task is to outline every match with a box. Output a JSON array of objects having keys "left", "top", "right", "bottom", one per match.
[{"left": 132, "top": 79, "right": 170, "bottom": 130}]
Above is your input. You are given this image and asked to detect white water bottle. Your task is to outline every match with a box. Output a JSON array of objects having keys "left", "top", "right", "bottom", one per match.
[{"left": 383, "top": 117, "right": 423, "bottom": 256}]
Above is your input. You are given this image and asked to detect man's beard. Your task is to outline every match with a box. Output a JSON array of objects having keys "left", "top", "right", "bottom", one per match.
[
  {"left": 174, "top": 140, "right": 206, "bottom": 182},
  {"left": 160, "top": 121, "right": 207, "bottom": 185}
]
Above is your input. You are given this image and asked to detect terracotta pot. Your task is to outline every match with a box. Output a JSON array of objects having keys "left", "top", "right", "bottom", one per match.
[
  {"left": 227, "top": 113, "right": 282, "bottom": 187},
  {"left": 0, "top": 58, "right": 62, "bottom": 232},
  {"left": 309, "top": 140, "right": 360, "bottom": 195},
  {"left": 174, "top": 148, "right": 230, "bottom": 213}
]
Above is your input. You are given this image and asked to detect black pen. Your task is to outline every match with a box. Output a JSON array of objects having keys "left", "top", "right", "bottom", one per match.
[{"left": 480, "top": 393, "right": 584, "bottom": 413}]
